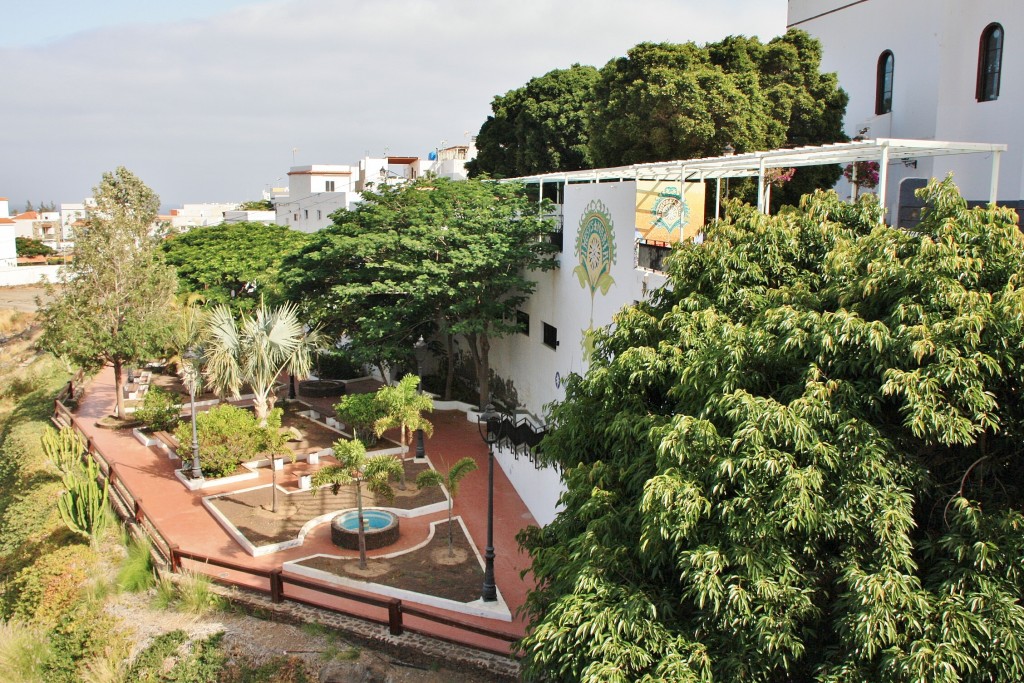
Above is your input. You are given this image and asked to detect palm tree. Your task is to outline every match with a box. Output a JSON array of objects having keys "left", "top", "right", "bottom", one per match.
[
  {"left": 311, "top": 439, "right": 403, "bottom": 569},
  {"left": 203, "top": 301, "right": 324, "bottom": 424},
  {"left": 374, "top": 374, "right": 434, "bottom": 489},
  {"left": 203, "top": 300, "right": 323, "bottom": 510},
  {"left": 416, "top": 456, "right": 477, "bottom": 557}
]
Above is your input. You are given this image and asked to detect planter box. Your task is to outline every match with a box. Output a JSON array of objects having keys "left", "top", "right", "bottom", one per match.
[
  {"left": 307, "top": 452, "right": 320, "bottom": 466},
  {"left": 298, "top": 474, "right": 312, "bottom": 490}
]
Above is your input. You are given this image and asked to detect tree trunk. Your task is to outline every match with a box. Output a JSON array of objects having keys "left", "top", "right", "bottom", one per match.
[
  {"left": 254, "top": 391, "right": 270, "bottom": 426},
  {"left": 447, "top": 501, "right": 454, "bottom": 557},
  {"left": 444, "top": 332, "right": 455, "bottom": 401},
  {"left": 113, "top": 359, "right": 125, "bottom": 419},
  {"left": 475, "top": 332, "right": 491, "bottom": 408},
  {"left": 375, "top": 361, "right": 389, "bottom": 386},
  {"left": 355, "top": 484, "right": 367, "bottom": 570},
  {"left": 397, "top": 421, "right": 408, "bottom": 490}
]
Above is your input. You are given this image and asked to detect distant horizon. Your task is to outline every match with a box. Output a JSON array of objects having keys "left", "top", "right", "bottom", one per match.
[{"left": 1, "top": 0, "right": 787, "bottom": 210}]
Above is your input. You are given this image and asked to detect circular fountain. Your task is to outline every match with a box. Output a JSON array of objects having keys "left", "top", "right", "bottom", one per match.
[{"left": 330, "top": 509, "right": 400, "bottom": 550}]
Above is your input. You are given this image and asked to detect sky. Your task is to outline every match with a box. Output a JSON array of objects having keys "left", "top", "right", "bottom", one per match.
[{"left": 1, "top": 0, "right": 787, "bottom": 211}]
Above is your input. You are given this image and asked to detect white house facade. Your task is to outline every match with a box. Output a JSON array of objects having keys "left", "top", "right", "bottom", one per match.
[
  {"left": 788, "top": 0, "right": 1021, "bottom": 223},
  {"left": 276, "top": 145, "right": 476, "bottom": 233},
  {"left": 0, "top": 198, "right": 17, "bottom": 270}
]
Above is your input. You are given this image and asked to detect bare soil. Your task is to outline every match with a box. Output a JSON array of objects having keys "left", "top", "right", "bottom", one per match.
[
  {"left": 208, "top": 460, "right": 443, "bottom": 546},
  {"left": 298, "top": 521, "right": 484, "bottom": 603}
]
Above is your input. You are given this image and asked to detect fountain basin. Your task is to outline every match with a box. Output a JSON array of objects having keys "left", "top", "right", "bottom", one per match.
[{"left": 330, "top": 509, "right": 399, "bottom": 550}]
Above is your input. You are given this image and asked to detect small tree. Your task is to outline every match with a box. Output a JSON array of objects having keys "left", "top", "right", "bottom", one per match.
[
  {"left": 374, "top": 374, "right": 433, "bottom": 488},
  {"left": 334, "top": 392, "right": 387, "bottom": 446},
  {"left": 258, "top": 410, "right": 295, "bottom": 513},
  {"left": 15, "top": 237, "right": 54, "bottom": 258},
  {"left": 38, "top": 166, "right": 178, "bottom": 418},
  {"left": 310, "top": 439, "right": 403, "bottom": 569},
  {"left": 416, "top": 456, "right": 477, "bottom": 557}
]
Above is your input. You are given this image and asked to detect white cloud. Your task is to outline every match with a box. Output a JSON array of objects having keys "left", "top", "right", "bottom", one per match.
[{"left": 0, "top": 0, "right": 786, "bottom": 208}]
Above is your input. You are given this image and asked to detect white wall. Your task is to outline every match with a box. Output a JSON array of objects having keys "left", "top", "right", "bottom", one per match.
[
  {"left": 487, "top": 180, "right": 670, "bottom": 524},
  {"left": 790, "top": 0, "right": 1021, "bottom": 208},
  {"left": 0, "top": 265, "right": 62, "bottom": 284},
  {"left": 0, "top": 199, "right": 15, "bottom": 270}
]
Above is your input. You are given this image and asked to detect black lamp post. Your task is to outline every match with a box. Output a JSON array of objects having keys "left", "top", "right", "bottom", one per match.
[
  {"left": 183, "top": 350, "right": 202, "bottom": 480},
  {"left": 413, "top": 335, "right": 428, "bottom": 460},
  {"left": 477, "top": 403, "right": 499, "bottom": 602}
]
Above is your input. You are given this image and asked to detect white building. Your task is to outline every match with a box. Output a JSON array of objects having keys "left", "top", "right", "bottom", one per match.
[
  {"left": 0, "top": 198, "right": 16, "bottom": 270},
  {"left": 788, "top": 0, "right": 1020, "bottom": 223},
  {"left": 166, "top": 203, "right": 241, "bottom": 231},
  {"left": 60, "top": 202, "right": 89, "bottom": 247},
  {"left": 223, "top": 210, "right": 277, "bottom": 225},
  {"left": 276, "top": 145, "right": 476, "bottom": 233}
]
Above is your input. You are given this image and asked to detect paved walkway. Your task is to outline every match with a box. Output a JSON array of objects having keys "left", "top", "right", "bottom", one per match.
[{"left": 70, "top": 366, "right": 538, "bottom": 651}]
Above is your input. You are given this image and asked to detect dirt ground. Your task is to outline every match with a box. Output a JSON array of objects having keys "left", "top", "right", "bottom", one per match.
[
  {"left": 208, "top": 460, "right": 443, "bottom": 545},
  {"left": 0, "top": 284, "right": 51, "bottom": 312},
  {"left": 298, "top": 520, "right": 484, "bottom": 603}
]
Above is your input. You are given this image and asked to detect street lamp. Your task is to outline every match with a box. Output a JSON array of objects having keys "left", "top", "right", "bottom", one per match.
[
  {"left": 477, "top": 403, "right": 499, "bottom": 602},
  {"left": 413, "top": 335, "right": 428, "bottom": 460},
  {"left": 182, "top": 350, "right": 202, "bottom": 480}
]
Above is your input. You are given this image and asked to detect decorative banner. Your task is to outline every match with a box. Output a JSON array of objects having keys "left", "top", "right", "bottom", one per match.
[
  {"left": 573, "top": 199, "right": 616, "bottom": 298},
  {"left": 635, "top": 180, "right": 705, "bottom": 243},
  {"left": 574, "top": 199, "right": 617, "bottom": 364}
]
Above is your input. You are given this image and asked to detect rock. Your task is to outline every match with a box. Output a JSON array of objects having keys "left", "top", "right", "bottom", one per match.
[{"left": 321, "top": 657, "right": 391, "bottom": 683}]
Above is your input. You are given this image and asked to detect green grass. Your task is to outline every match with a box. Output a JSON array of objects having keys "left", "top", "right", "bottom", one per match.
[
  {"left": 152, "top": 574, "right": 177, "bottom": 610},
  {"left": 125, "top": 630, "right": 226, "bottom": 682},
  {"left": 0, "top": 620, "right": 52, "bottom": 683},
  {"left": 177, "top": 571, "right": 225, "bottom": 615},
  {"left": 116, "top": 536, "right": 155, "bottom": 593}
]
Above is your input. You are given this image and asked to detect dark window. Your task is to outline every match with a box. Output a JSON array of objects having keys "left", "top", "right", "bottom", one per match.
[
  {"left": 516, "top": 310, "right": 529, "bottom": 335},
  {"left": 876, "top": 50, "right": 894, "bottom": 114},
  {"left": 977, "top": 23, "right": 1004, "bottom": 102},
  {"left": 542, "top": 322, "right": 558, "bottom": 349},
  {"left": 637, "top": 240, "right": 671, "bottom": 272},
  {"left": 326, "top": 180, "right": 336, "bottom": 192},
  {"left": 304, "top": 209, "right": 309, "bottom": 219}
]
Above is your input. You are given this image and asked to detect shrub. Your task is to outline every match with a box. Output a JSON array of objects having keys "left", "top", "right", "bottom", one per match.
[
  {"left": 133, "top": 386, "right": 181, "bottom": 432},
  {"left": 126, "top": 630, "right": 225, "bottom": 681},
  {"left": 41, "top": 427, "right": 85, "bottom": 475},
  {"left": 334, "top": 393, "right": 386, "bottom": 446},
  {"left": 316, "top": 349, "right": 362, "bottom": 379},
  {"left": 174, "top": 404, "right": 263, "bottom": 478},
  {"left": 45, "top": 601, "right": 119, "bottom": 683},
  {"left": 2, "top": 544, "right": 98, "bottom": 628}
]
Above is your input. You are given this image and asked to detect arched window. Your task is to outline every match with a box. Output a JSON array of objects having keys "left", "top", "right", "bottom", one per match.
[
  {"left": 876, "top": 51, "right": 894, "bottom": 114},
  {"left": 977, "top": 23, "right": 1004, "bottom": 102}
]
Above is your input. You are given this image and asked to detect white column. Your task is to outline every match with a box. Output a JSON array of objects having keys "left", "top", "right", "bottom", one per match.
[
  {"left": 990, "top": 150, "right": 1002, "bottom": 205},
  {"left": 878, "top": 143, "right": 890, "bottom": 223}
]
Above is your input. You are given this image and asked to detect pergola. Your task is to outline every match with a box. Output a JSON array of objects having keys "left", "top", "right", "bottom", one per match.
[{"left": 515, "top": 138, "right": 1007, "bottom": 220}]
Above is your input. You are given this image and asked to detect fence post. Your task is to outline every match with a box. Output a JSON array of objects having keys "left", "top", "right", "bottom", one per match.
[
  {"left": 387, "top": 599, "right": 403, "bottom": 636},
  {"left": 170, "top": 544, "right": 181, "bottom": 572},
  {"left": 134, "top": 498, "right": 143, "bottom": 524},
  {"left": 270, "top": 569, "right": 284, "bottom": 603}
]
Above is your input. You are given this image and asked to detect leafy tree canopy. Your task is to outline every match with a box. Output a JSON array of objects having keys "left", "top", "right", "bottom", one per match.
[
  {"left": 470, "top": 30, "right": 847, "bottom": 207},
  {"left": 15, "top": 237, "right": 54, "bottom": 257},
  {"left": 468, "top": 64, "right": 599, "bottom": 179},
  {"left": 237, "top": 199, "right": 273, "bottom": 211},
  {"left": 39, "top": 166, "right": 177, "bottom": 418},
  {"left": 162, "top": 222, "right": 309, "bottom": 312},
  {"left": 280, "top": 176, "right": 557, "bottom": 404},
  {"left": 520, "top": 180, "right": 1024, "bottom": 682}
]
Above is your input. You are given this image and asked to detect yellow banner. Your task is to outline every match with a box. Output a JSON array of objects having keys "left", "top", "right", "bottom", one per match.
[{"left": 635, "top": 180, "right": 705, "bottom": 244}]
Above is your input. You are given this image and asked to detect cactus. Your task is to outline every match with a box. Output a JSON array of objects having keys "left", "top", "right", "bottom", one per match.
[
  {"left": 57, "top": 458, "right": 110, "bottom": 542},
  {"left": 42, "top": 426, "right": 85, "bottom": 475}
]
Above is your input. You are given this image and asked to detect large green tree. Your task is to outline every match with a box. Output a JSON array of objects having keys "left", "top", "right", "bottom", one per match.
[
  {"left": 468, "top": 64, "right": 599, "bottom": 179},
  {"left": 162, "top": 222, "right": 308, "bottom": 312},
  {"left": 281, "top": 177, "right": 557, "bottom": 405},
  {"left": 588, "top": 31, "right": 847, "bottom": 173},
  {"left": 39, "top": 166, "right": 177, "bottom": 418},
  {"left": 519, "top": 180, "right": 1024, "bottom": 681}
]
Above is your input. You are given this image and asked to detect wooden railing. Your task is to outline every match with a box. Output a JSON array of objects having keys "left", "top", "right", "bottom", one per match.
[
  {"left": 171, "top": 546, "right": 520, "bottom": 655},
  {"left": 52, "top": 394, "right": 520, "bottom": 657}
]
